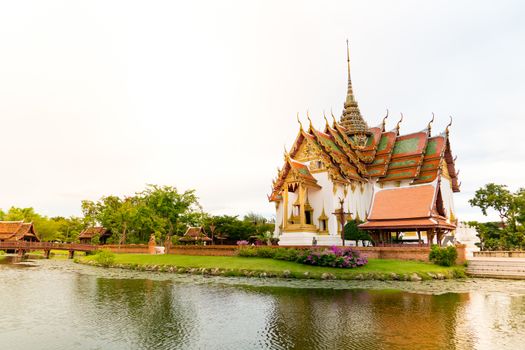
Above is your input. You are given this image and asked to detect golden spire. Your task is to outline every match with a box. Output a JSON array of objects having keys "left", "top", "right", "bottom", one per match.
[{"left": 340, "top": 40, "right": 369, "bottom": 148}]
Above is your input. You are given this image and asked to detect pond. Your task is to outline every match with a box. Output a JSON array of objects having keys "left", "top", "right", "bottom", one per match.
[{"left": 1, "top": 256, "right": 524, "bottom": 349}]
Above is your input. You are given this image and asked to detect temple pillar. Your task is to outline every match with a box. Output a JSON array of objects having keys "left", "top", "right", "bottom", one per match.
[
  {"left": 283, "top": 187, "right": 289, "bottom": 229},
  {"left": 427, "top": 229, "right": 435, "bottom": 247},
  {"left": 437, "top": 230, "right": 443, "bottom": 246},
  {"left": 417, "top": 230, "right": 422, "bottom": 246},
  {"left": 68, "top": 250, "right": 75, "bottom": 259},
  {"left": 299, "top": 184, "right": 306, "bottom": 226}
]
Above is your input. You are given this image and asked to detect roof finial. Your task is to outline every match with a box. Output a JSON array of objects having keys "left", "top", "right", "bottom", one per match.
[
  {"left": 446, "top": 116, "right": 453, "bottom": 134},
  {"left": 296, "top": 112, "right": 303, "bottom": 130},
  {"left": 330, "top": 109, "right": 337, "bottom": 125},
  {"left": 323, "top": 110, "right": 330, "bottom": 128},
  {"left": 382, "top": 109, "right": 389, "bottom": 131},
  {"left": 306, "top": 110, "right": 313, "bottom": 129},
  {"left": 427, "top": 112, "right": 435, "bottom": 134},
  {"left": 396, "top": 113, "right": 404, "bottom": 133}
]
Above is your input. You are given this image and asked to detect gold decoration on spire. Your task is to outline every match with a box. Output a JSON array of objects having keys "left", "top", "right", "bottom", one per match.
[{"left": 339, "top": 39, "right": 370, "bottom": 149}]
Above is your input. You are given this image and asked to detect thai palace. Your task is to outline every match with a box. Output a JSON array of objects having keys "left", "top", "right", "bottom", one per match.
[{"left": 269, "top": 44, "right": 460, "bottom": 247}]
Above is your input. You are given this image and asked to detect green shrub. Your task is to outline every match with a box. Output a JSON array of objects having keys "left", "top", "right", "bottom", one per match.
[
  {"left": 273, "top": 248, "right": 301, "bottom": 261},
  {"left": 94, "top": 249, "right": 115, "bottom": 267},
  {"left": 0, "top": 250, "right": 5, "bottom": 256},
  {"left": 254, "top": 247, "right": 276, "bottom": 258},
  {"left": 237, "top": 247, "right": 258, "bottom": 257},
  {"left": 429, "top": 245, "right": 458, "bottom": 266}
]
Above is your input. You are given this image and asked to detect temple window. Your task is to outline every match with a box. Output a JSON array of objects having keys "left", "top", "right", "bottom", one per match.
[{"left": 317, "top": 208, "right": 329, "bottom": 233}]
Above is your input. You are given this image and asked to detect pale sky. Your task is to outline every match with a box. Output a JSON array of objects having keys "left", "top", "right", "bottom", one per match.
[{"left": 1, "top": 0, "right": 524, "bottom": 222}]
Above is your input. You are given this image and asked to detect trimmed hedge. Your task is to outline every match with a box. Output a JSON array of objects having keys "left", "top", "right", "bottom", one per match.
[{"left": 429, "top": 245, "right": 458, "bottom": 267}]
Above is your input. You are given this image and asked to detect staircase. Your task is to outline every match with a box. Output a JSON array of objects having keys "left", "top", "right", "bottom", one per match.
[{"left": 467, "top": 258, "right": 525, "bottom": 279}]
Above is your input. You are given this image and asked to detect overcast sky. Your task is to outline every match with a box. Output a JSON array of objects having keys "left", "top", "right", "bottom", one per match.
[{"left": 0, "top": 0, "right": 524, "bottom": 222}]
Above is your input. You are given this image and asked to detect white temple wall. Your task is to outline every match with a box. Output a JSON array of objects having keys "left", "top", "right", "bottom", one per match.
[
  {"left": 312, "top": 172, "right": 339, "bottom": 236},
  {"left": 345, "top": 182, "right": 374, "bottom": 222},
  {"left": 440, "top": 176, "right": 456, "bottom": 221}
]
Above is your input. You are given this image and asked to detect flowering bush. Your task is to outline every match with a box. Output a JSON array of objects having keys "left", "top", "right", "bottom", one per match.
[
  {"left": 236, "top": 245, "right": 367, "bottom": 269},
  {"left": 297, "top": 246, "right": 367, "bottom": 268},
  {"left": 236, "top": 240, "right": 249, "bottom": 246}
]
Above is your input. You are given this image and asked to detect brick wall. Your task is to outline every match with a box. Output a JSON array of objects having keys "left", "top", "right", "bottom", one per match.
[
  {"left": 168, "top": 245, "right": 237, "bottom": 256},
  {"left": 104, "top": 244, "right": 150, "bottom": 254},
  {"left": 102, "top": 243, "right": 466, "bottom": 264}
]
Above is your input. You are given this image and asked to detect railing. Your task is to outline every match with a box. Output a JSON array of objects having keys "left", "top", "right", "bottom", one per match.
[
  {"left": 0, "top": 241, "right": 97, "bottom": 252},
  {"left": 474, "top": 251, "right": 525, "bottom": 258}
]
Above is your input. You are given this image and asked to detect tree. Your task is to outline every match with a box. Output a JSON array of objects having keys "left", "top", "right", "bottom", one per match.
[
  {"left": 202, "top": 215, "right": 254, "bottom": 244},
  {"left": 344, "top": 220, "right": 371, "bottom": 246},
  {"left": 139, "top": 185, "right": 200, "bottom": 241},
  {"left": 79, "top": 185, "right": 202, "bottom": 244},
  {"left": 469, "top": 183, "right": 525, "bottom": 250},
  {"left": 469, "top": 183, "right": 515, "bottom": 226}
]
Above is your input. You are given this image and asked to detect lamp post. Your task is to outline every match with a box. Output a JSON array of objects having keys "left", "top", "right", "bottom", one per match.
[{"left": 332, "top": 197, "right": 352, "bottom": 246}]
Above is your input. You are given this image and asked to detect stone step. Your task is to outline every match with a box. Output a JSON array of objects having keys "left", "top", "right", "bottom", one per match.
[
  {"left": 467, "top": 270, "right": 525, "bottom": 275},
  {"left": 466, "top": 271, "right": 525, "bottom": 279},
  {"left": 467, "top": 265, "right": 525, "bottom": 270},
  {"left": 468, "top": 262, "right": 525, "bottom": 268},
  {"left": 466, "top": 259, "right": 525, "bottom": 279},
  {"left": 467, "top": 264, "right": 525, "bottom": 269}
]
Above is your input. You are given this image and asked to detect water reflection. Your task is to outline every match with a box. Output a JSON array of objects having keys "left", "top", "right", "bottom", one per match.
[{"left": 0, "top": 260, "right": 524, "bottom": 349}]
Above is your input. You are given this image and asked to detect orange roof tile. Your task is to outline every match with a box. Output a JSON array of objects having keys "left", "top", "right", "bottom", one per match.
[
  {"left": 368, "top": 185, "right": 435, "bottom": 220},
  {"left": 0, "top": 221, "right": 39, "bottom": 241}
]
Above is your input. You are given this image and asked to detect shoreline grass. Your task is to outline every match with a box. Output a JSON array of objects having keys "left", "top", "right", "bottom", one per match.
[{"left": 78, "top": 254, "right": 465, "bottom": 281}]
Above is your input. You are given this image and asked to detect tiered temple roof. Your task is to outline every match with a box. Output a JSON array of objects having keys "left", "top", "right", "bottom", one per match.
[{"left": 269, "top": 116, "right": 460, "bottom": 201}]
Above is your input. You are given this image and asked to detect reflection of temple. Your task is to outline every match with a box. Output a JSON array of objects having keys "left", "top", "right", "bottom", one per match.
[
  {"left": 261, "top": 288, "right": 470, "bottom": 349},
  {"left": 269, "top": 44, "right": 460, "bottom": 246}
]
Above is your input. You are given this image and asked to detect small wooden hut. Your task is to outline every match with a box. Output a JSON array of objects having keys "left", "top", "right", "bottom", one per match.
[
  {"left": 78, "top": 227, "right": 112, "bottom": 244},
  {"left": 179, "top": 227, "right": 212, "bottom": 245},
  {"left": 0, "top": 221, "right": 39, "bottom": 242}
]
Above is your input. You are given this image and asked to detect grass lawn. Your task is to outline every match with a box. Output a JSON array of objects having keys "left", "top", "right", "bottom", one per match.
[{"left": 80, "top": 253, "right": 464, "bottom": 280}]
